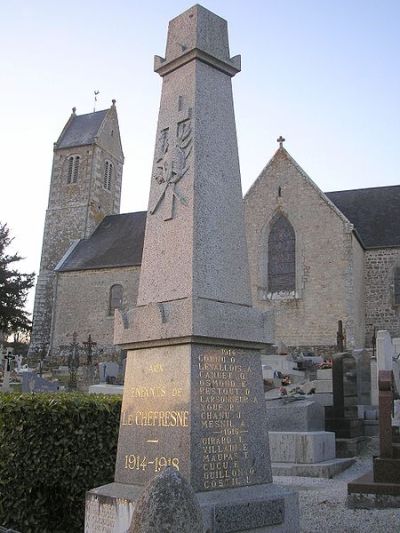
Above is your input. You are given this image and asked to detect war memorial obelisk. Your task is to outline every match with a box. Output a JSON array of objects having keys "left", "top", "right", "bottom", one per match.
[{"left": 85, "top": 5, "right": 299, "bottom": 532}]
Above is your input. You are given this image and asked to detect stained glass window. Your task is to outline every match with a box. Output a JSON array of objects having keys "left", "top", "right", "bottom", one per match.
[{"left": 268, "top": 215, "right": 295, "bottom": 293}]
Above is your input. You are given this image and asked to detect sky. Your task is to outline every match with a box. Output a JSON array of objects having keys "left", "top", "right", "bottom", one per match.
[{"left": 1, "top": 0, "right": 399, "bottom": 314}]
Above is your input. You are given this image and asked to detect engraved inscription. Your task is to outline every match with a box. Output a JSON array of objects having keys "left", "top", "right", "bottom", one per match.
[
  {"left": 85, "top": 498, "right": 133, "bottom": 533},
  {"left": 124, "top": 454, "right": 180, "bottom": 472},
  {"left": 115, "top": 346, "right": 191, "bottom": 486},
  {"left": 121, "top": 410, "right": 189, "bottom": 427},
  {"left": 198, "top": 348, "right": 259, "bottom": 490}
]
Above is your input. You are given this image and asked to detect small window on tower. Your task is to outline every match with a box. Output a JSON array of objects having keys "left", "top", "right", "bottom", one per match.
[
  {"left": 67, "top": 155, "right": 80, "bottom": 184},
  {"left": 394, "top": 267, "right": 400, "bottom": 306},
  {"left": 104, "top": 160, "right": 113, "bottom": 191},
  {"left": 109, "top": 284, "right": 123, "bottom": 315}
]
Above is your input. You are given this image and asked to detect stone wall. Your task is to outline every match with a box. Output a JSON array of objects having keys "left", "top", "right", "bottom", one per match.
[
  {"left": 365, "top": 248, "right": 400, "bottom": 346},
  {"left": 51, "top": 266, "right": 140, "bottom": 355},
  {"left": 244, "top": 148, "right": 360, "bottom": 352},
  {"left": 351, "top": 236, "right": 366, "bottom": 348}
]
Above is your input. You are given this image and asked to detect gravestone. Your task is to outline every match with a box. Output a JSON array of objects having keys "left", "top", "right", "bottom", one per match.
[
  {"left": 98, "top": 361, "right": 119, "bottom": 383},
  {"left": 265, "top": 398, "right": 353, "bottom": 477},
  {"left": 85, "top": 5, "right": 298, "bottom": 532},
  {"left": 348, "top": 365, "right": 400, "bottom": 508},
  {"left": 373, "top": 330, "right": 400, "bottom": 404},
  {"left": 354, "top": 349, "right": 371, "bottom": 406},
  {"left": 21, "top": 372, "right": 60, "bottom": 393},
  {"left": 325, "top": 351, "right": 367, "bottom": 456},
  {"left": 1, "top": 354, "right": 14, "bottom": 392},
  {"left": 15, "top": 355, "right": 23, "bottom": 373}
]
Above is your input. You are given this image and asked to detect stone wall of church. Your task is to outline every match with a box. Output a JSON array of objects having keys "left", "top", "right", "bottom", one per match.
[
  {"left": 50, "top": 266, "right": 140, "bottom": 355},
  {"left": 244, "top": 149, "right": 360, "bottom": 354},
  {"left": 350, "top": 236, "right": 366, "bottom": 348},
  {"left": 365, "top": 247, "right": 400, "bottom": 346}
]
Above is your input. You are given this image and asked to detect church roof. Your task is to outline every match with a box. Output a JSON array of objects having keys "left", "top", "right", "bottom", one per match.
[
  {"left": 57, "top": 212, "right": 146, "bottom": 272},
  {"left": 56, "top": 109, "right": 108, "bottom": 149},
  {"left": 326, "top": 185, "right": 400, "bottom": 248}
]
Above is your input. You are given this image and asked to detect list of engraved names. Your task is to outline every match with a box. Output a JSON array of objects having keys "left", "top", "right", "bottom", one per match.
[{"left": 199, "top": 348, "right": 257, "bottom": 490}]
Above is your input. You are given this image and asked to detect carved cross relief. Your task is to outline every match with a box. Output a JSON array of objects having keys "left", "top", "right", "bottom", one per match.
[{"left": 149, "top": 99, "right": 193, "bottom": 221}]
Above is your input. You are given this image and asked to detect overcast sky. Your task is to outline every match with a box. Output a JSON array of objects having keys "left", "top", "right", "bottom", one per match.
[{"left": 2, "top": 0, "right": 399, "bottom": 313}]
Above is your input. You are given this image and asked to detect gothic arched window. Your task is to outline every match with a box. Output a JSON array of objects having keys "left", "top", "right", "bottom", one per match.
[
  {"left": 67, "top": 155, "right": 80, "bottom": 184},
  {"left": 268, "top": 215, "right": 296, "bottom": 293},
  {"left": 104, "top": 160, "right": 113, "bottom": 191},
  {"left": 109, "top": 284, "right": 123, "bottom": 315}
]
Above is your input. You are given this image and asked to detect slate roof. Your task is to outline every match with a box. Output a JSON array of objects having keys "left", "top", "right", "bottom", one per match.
[
  {"left": 57, "top": 212, "right": 146, "bottom": 272},
  {"left": 56, "top": 184, "right": 399, "bottom": 274},
  {"left": 326, "top": 185, "right": 400, "bottom": 248},
  {"left": 56, "top": 109, "right": 108, "bottom": 149}
]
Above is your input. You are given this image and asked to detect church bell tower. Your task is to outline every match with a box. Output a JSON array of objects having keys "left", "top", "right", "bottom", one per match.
[{"left": 29, "top": 101, "right": 124, "bottom": 356}]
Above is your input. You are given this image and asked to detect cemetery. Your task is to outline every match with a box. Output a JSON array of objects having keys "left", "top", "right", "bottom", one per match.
[{"left": 1, "top": 4, "right": 399, "bottom": 533}]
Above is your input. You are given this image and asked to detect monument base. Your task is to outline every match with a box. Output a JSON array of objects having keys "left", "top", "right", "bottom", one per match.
[
  {"left": 347, "top": 470, "right": 400, "bottom": 509},
  {"left": 85, "top": 482, "right": 299, "bottom": 532},
  {"left": 335, "top": 436, "right": 368, "bottom": 457},
  {"left": 272, "top": 458, "right": 355, "bottom": 478}
]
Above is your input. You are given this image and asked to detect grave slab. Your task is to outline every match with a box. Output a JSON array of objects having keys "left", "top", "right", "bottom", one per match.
[
  {"left": 268, "top": 431, "right": 335, "bottom": 464},
  {"left": 265, "top": 399, "right": 324, "bottom": 432},
  {"left": 88, "top": 384, "right": 124, "bottom": 395},
  {"left": 273, "top": 458, "right": 355, "bottom": 478}
]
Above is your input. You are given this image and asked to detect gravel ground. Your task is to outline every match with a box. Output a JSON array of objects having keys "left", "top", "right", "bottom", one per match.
[{"left": 274, "top": 442, "right": 400, "bottom": 533}]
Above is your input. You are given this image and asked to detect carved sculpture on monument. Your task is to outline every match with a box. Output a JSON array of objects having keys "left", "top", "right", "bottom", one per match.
[{"left": 85, "top": 5, "right": 299, "bottom": 532}]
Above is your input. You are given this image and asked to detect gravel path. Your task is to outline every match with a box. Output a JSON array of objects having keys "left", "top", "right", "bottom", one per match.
[{"left": 274, "top": 448, "right": 400, "bottom": 533}]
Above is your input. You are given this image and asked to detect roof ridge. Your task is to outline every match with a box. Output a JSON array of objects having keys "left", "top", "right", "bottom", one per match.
[{"left": 326, "top": 184, "right": 400, "bottom": 194}]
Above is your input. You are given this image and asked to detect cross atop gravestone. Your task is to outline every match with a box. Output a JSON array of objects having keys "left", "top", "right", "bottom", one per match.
[
  {"left": 2, "top": 353, "right": 14, "bottom": 392},
  {"left": 86, "top": 6, "right": 298, "bottom": 532},
  {"left": 83, "top": 334, "right": 97, "bottom": 366},
  {"left": 337, "top": 320, "right": 345, "bottom": 352},
  {"left": 83, "top": 334, "right": 97, "bottom": 384}
]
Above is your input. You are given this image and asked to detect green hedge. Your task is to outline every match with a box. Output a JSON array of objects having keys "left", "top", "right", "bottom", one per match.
[{"left": 0, "top": 393, "right": 121, "bottom": 533}]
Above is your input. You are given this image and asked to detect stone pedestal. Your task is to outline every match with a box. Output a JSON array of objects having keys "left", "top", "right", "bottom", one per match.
[
  {"left": 86, "top": 344, "right": 299, "bottom": 531},
  {"left": 86, "top": 481, "right": 299, "bottom": 533},
  {"left": 85, "top": 5, "right": 298, "bottom": 532},
  {"left": 114, "top": 345, "right": 271, "bottom": 491},
  {"left": 265, "top": 399, "right": 353, "bottom": 477}
]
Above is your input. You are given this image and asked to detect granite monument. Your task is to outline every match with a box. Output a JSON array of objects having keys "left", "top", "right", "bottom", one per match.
[{"left": 85, "top": 5, "right": 298, "bottom": 532}]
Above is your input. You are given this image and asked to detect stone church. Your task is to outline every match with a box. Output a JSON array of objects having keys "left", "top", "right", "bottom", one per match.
[{"left": 29, "top": 106, "right": 400, "bottom": 357}]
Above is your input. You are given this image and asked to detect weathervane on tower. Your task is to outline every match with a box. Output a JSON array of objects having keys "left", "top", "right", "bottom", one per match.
[{"left": 93, "top": 90, "right": 100, "bottom": 112}]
